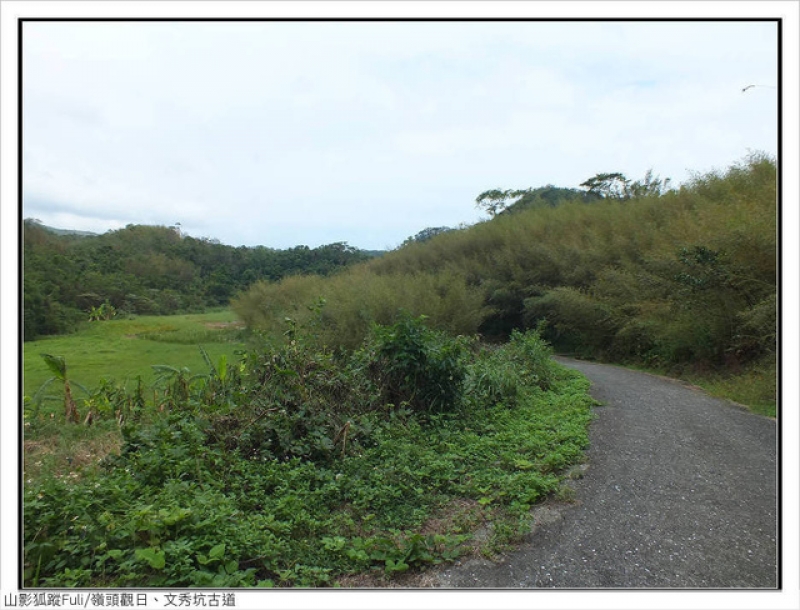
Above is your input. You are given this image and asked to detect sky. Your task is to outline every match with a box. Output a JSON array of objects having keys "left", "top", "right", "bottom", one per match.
[{"left": 21, "top": 19, "right": 778, "bottom": 251}]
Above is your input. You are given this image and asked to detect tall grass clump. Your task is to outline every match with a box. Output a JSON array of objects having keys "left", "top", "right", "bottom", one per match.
[{"left": 233, "top": 266, "right": 487, "bottom": 350}]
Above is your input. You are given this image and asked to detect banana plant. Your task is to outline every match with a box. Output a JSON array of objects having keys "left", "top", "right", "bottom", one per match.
[
  {"left": 39, "top": 354, "right": 89, "bottom": 423},
  {"left": 152, "top": 347, "right": 235, "bottom": 412},
  {"left": 88, "top": 300, "right": 116, "bottom": 322}
]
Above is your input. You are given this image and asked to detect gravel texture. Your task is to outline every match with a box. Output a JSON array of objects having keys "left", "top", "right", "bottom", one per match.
[{"left": 430, "top": 358, "right": 778, "bottom": 588}]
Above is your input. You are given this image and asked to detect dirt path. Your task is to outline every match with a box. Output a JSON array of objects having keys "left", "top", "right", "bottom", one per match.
[{"left": 429, "top": 358, "right": 778, "bottom": 588}]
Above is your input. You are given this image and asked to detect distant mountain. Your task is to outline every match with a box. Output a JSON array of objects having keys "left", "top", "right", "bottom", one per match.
[
  {"left": 25, "top": 219, "right": 389, "bottom": 253},
  {"left": 27, "top": 221, "right": 98, "bottom": 238}
]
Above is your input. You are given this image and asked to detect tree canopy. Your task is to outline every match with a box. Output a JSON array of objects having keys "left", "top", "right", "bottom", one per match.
[{"left": 580, "top": 169, "right": 672, "bottom": 200}]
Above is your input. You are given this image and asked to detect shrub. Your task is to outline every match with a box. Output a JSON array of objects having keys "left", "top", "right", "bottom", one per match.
[
  {"left": 464, "top": 349, "right": 523, "bottom": 409},
  {"left": 734, "top": 294, "right": 776, "bottom": 360},
  {"left": 359, "top": 314, "right": 469, "bottom": 415},
  {"left": 505, "top": 327, "right": 558, "bottom": 391}
]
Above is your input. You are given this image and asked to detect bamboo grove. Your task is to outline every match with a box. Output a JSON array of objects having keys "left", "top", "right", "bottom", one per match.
[{"left": 233, "top": 154, "right": 777, "bottom": 401}]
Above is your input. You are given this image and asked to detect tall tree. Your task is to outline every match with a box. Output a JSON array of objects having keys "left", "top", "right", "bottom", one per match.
[
  {"left": 579, "top": 172, "right": 631, "bottom": 200},
  {"left": 475, "top": 189, "right": 531, "bottom": 217}
]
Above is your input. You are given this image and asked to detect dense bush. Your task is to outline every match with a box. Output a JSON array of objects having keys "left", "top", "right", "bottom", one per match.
[
  {"left": 232, "top": 267, "right": 487, "bottom": 351},
  {"left": 361, "top": 314, "right": 469, "bottom": 414}
]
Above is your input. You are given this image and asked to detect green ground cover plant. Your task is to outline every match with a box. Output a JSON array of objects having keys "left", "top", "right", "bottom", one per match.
[{"left": 23, "top": 315, "right": 595, "bottom": 588}]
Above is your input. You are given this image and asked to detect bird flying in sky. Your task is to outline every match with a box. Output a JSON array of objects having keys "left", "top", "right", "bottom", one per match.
[{"left": 742, "top": 84, "right": 776, "bottom": 93}]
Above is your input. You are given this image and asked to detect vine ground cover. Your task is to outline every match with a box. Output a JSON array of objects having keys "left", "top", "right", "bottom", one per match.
[{"left": 23, "top": 315, "right": 595, "bottom": 587}]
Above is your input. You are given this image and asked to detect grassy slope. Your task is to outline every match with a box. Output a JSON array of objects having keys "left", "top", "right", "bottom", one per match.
[{"left": 660, "top": 360, "right": 776, "bottom": 418}]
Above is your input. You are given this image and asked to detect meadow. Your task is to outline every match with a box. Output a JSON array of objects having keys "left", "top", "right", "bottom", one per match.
[
  {"left": 23, "top": 309, "right": 246, "bottom": 411},
  {"left": 23, "top": 309, "right": 249, "bottom": 489}
]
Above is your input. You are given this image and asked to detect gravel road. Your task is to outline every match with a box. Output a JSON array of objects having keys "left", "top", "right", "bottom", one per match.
[{"left": 431, "top": 358, "right": 778, "bottom": 588}]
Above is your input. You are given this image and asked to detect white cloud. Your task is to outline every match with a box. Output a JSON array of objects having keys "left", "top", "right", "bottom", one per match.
[{"left": 21, "top": 19, "right": 779, "bottom": 250}]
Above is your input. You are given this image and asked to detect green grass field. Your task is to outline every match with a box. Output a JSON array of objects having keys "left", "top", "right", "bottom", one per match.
[{"left": 24, "top": 309, "right": 247, "bottom": 413}]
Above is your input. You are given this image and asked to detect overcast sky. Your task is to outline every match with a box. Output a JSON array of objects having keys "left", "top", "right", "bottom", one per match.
[{"left": 22, "top": 19, "right": 778, "bottom": 250}]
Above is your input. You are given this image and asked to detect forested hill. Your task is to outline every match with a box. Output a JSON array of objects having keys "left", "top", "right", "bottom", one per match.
[{"left": 22, "top": 220, "right": 376, "bottom": 340}]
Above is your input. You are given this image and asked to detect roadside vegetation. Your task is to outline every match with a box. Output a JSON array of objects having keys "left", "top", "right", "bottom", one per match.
[
  {"left": 233, "top": 154, "right": 777, "bottom": 415},
  {"left": 23, "top": 315, "right": 594, "bottom": 587}
]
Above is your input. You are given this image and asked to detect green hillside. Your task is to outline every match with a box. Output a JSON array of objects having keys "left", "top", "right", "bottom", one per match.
[{"left": 233, "top": 154, "right": 777, "bottom": 412}]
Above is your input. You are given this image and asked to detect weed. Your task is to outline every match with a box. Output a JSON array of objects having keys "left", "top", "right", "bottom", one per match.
[{"left": 23, "top": 318, "right": 595, "bottom": 587}]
